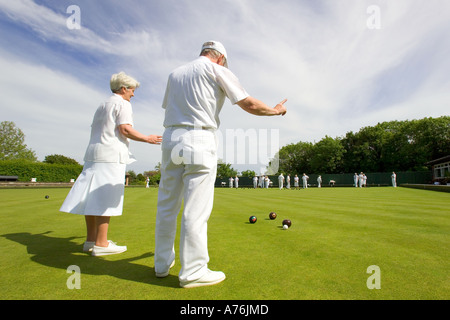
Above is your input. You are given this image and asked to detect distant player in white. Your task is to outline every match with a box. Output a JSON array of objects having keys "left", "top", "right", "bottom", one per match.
[
  {"left": 253, "top": 176, "right": 258, "bottom": 188},
  {"left": 317, "top": 175, "right": 322, "bottom": 188},
  {"left": 391, "top": 172, "right": 397, "bottom": 187},
  {"left": 278, "top": 173, "right": 284, "bottom": 189},
  {"left": 286, "top": 174, "right": 291, "bottom": 189},
  {"left": 294, "top": 174, "right": 299, "bottom": 189},
  {"left": 302, "top": 173, "right": 309, "bottom": 189},
  {"left": 229, "top": 177, "right": 234, "bottom": 188},
  {"left": 358, "top": 172, "right": 364, "bottom": 188},
  {"left": 234, "top": 175, "right": 239, "bottom": 188},
  {"left": 354, "top": 173, "right": 359, "bottom": 188}
]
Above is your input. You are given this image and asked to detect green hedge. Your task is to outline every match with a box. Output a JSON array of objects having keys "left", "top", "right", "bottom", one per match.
[{"left": 0, "top": 160, "right": 83, "bottom": 182}]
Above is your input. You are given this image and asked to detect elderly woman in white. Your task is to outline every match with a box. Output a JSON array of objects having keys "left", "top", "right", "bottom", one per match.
[{"left": 60, "top": 72, "right": 162, "bottom": 256}]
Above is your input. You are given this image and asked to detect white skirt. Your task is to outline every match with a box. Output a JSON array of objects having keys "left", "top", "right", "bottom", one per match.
[{"left": 60, "top": 161, "right": 126, "bottom": 216}]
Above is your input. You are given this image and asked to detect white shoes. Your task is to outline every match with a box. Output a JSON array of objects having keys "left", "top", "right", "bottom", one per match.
[
  {"left": 155, "top": 262, "right": 226, "bottom": 288},
  {"left": 90, "top": 240, "right": 127, "bottom": 256},
  {"left": 155, "top": 260, "right": 175, "bottom": 278},
  {"left": 84, "top": 242, "right": 224, "bottom": 287},
  {"left": 82, "top": 241, "right": 95, "bottom": 252},
  {"left": 83, "top": 240, "right": 127, "bottom": 256},
  {"left": 180, "top": 269, "right": 226, "bottom": 288}
]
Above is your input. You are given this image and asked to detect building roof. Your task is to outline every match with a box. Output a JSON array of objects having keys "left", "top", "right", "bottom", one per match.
[{"left": 426, "top": 155, "right": 450, "bottom": 166}]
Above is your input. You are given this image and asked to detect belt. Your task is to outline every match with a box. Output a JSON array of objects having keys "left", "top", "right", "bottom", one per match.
[{"left": 167, "top": 125, "right": 216, "bottom": 131}]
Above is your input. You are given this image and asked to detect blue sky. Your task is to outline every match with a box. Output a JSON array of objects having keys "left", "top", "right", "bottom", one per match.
[{"left": 1, "top": 0, "right": 449, "bottom": 174}]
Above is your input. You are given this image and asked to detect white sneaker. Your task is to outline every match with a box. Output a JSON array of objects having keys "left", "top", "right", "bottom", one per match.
[
  {"left": 155, "top": 260, "right": 175, "bottom": 278},
  {"left": 91, "top": 241, "right": 127, "bottom": 256},
  {"left": 180, "top": 269, "right": 226, "bottom": 288},
  {"left": 83, "top": 241, "right": 95, "bottom": 252}
]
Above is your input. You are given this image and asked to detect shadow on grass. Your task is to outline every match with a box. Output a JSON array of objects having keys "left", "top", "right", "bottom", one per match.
[{"left": 1, "top": 231, "right": 179, "bottom": 288}]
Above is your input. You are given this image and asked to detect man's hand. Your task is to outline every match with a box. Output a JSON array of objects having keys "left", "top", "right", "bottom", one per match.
[
  {"left": 237, "top": 97, "right": 288, "bottom": 116},
  {"left": 275, "top": 99, "right": 287, "bottom": 116}
]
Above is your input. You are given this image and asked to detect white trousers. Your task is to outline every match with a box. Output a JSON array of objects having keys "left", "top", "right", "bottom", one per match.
[{"left": 155, "top": 127, "right": 218, "bottom": 282}]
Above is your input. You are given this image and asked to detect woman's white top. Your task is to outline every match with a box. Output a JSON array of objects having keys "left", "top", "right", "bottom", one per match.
[{"left": 83, "top": 94, "right": 136, "bottom": 164}]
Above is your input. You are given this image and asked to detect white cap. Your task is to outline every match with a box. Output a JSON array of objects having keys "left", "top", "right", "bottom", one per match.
[{"left": 201, "top": 40, "right": 228, "bottom": 68}]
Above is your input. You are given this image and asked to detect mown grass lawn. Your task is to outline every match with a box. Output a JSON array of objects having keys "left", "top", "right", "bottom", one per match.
[{"left": 0, "top": 186, "right": 448, "bottom": 300}]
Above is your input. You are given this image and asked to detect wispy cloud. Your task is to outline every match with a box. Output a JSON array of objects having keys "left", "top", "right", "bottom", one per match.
[{"left": 0, "top": 0, "right": 113, "bottom": 53}]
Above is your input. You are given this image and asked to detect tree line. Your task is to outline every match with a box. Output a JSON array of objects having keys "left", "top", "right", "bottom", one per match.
[
  {"left": 2, "top": 117, "right": 449, "bottom": 182},
  {"left": 274, "top": 116, "right": 449, "bottom": 175}
]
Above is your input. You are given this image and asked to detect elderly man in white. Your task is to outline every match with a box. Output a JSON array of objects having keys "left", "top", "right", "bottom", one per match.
[
  {"left": 155, "top": 41, "right": 287, "bottom": 288},
  {"left": 60, "top": 72, "right": 162, "bottom": 256}
]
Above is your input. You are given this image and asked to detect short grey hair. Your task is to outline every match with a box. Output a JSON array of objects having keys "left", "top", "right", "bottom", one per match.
[
  {"left": 200, "top": 49, "right": 227, "bottom": 66},
  {"left": 110, "top": 72, "right": 140, "bottom": 93}
]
